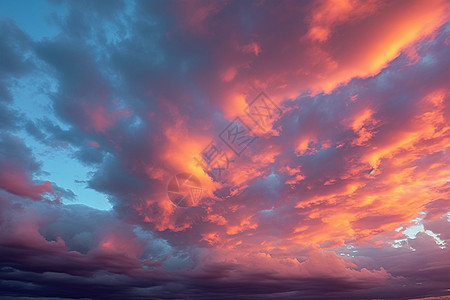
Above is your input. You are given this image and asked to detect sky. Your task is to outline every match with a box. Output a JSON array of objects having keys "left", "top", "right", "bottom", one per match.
[{"left": 0, "top": 0, "right": 449, "bottom": 299}]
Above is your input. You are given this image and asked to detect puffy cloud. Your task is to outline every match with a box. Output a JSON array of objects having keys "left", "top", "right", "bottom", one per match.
[
  {"left": 0, "top": 134, "right": 53, "bottom": 201},
  {"left": 0, "top": 0, "right": 449, "bottom": 299}
]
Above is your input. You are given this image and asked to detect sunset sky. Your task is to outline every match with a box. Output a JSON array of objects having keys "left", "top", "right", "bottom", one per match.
[{"left": 0, "top": 0, "right": 450, "bottom": 299}]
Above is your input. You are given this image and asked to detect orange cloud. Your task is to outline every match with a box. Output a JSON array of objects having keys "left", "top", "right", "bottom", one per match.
[{"left": 307, "top": 0, "right": 380, "bottom": 42}]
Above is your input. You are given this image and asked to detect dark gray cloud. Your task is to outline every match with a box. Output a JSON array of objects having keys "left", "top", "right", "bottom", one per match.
[{"left": 0, "top": 20, "right": 33, "bottom": 102}]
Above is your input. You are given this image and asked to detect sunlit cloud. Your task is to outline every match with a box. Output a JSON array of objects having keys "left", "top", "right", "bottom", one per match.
[{"left": 0, "top": 0, "right": 449, "bottom": 299}]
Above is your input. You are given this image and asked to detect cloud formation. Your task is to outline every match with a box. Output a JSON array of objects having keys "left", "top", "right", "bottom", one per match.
[{"left": 0, "top": 0, "right": 449, "bottom": 299}]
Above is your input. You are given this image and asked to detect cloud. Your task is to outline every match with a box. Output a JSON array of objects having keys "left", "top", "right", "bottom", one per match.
[
  {"left": 0, "top": 0, "right": 449, "bottom": 299},
  {"left": 0, "top": 134, "right": 53, "bottom": 201}
]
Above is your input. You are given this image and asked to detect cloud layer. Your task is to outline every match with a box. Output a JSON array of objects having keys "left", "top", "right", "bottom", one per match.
[{"left": 0, "top": 0, "right": 449, "bottom": 299}]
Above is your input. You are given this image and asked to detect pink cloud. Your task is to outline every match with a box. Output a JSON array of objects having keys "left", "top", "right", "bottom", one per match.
[
  {"left": 0, "top": 163, "right": 53, "bottom": 201},
  {"left": 81, "top": 101, "right": 130, "bottom": 133}
]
